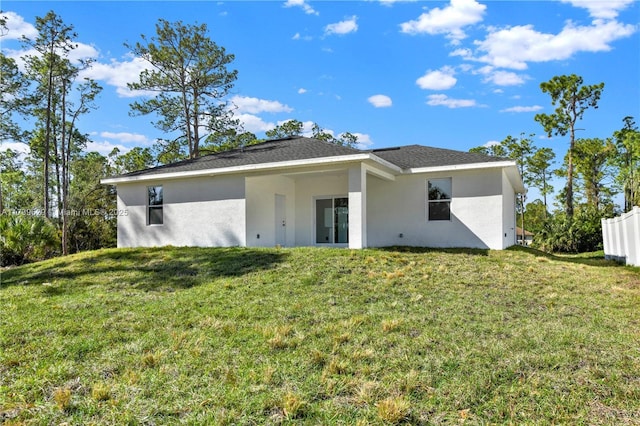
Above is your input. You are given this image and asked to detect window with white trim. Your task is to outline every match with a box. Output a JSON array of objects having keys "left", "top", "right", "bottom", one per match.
[
  {"left": 148, "top": 185, "right": 163, "bottom": 225},
  {"left": 427, "top": 178, "right": 451, "bottom": 221}
]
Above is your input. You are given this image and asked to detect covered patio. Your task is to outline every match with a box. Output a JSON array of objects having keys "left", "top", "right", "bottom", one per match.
[{"left": 244, "top": 161, "right": 399, "bottom": 249}]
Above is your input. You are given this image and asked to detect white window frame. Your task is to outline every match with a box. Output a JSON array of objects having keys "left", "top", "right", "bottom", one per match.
[
  {"left": 426, "top": 178, "right": 452, "bottom": 221},
  {"left": 147, "top": 185, "right": 164, "bottom": 226},
  {"left": 313, "top": 195, "right": 349, "bottom": 246}
]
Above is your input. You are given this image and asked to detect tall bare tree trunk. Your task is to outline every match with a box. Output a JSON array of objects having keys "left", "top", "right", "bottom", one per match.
[
  {"left": 566, "top": 126, "right": 575, "bottom": 218},
  {"left": 43, "top": 67, "right": 53, "bottom": 218},
  {"left": 543, "top": 175, "right": 548, "bottom": 219},
  {"left": 192, "top": 87, "right": 200, "bottom": 158},
  {"left": 53, "top": 115, "right": 62, "bottom": 221},
  {"left": 60, "top": 80, "right": 68, "bottom": 255}
]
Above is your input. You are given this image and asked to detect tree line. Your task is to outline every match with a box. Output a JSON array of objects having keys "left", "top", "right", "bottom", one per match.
[
  {"left": 470, "top": 75, "right": 639, "bottom": 252},
  {"left": 2, "top": 11, "right": 638, "bottom": 264},
  {"left": 0, "top": 12, "right": 360, "bottom": 264}
]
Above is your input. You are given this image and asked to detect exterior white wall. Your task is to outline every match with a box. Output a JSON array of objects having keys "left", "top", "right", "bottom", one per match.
[
  {"left": 245, "top": 174, "right": 295, "bottom": 247},
  {"left": 293, "top": 174, "right": 348, "bottom": 246},
  {"left": 602, "top": 206, "right": 640, "bottom": 266},
  {"left": 114, "top": 163, "right": 519, "bottom": 251},
  {"left": 366, "top": 169, "right": 508, "bottom": 249},
  {"left": 502, "top": 170, "right": 517, "bottom": 249},
  {"left": 116, "top": 175, "right": 246, "bottom": 247}
]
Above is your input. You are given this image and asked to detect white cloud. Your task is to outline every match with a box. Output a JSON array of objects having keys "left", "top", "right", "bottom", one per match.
[
  {"left": 2, "top": 11, "right": 38, "bottom": 40},
  {"left": 476, "top": 66, "right": 527, "bottom": 86},
  {"left": 238, "top": 115, "right": 316, "bottom": 135},
  {"left": 298, "top": 88, "right": 307, "bottom": 94},
  {"left": 283, "top": 0, "right": 319, "bottom": 16},
  {"left": 450, "top": 48, "right": 473, "bottom": 58},
  {"left": 6, "top": 43, "right": 100, "bottom": 73},
  {"left": 69, "top": 43, "right": 100, "bottom": 63},
  {"left": 3, "top": 12, "right": 99, "bottom": 68},
  {"left": 0, "top": 141, "right": 31, "bottom": 156},
  {"left": 426, "top": 94, "right": 477, "bottom": 108},
  {"left": 351, "top": 132, "right": 373, "bottom": 149},
  {"left": 379, "top": 0, "right": 417, "bottom": 6},
  {"left": 367, "top": 94, "right": 393, "bottom": 107},
  {"left": 491, "top": 70, "right": 525, "bottom": 86},
  {"left": 86, "top": 140, "right": 130, "bottom": 156},
  {"left": 500, "top": 105, "right": 543, "bottom": 113},
  {"left": 237, "top": 114, "right": 276, "bottom": 133},
  {"left": 299, "top": 121, "right": 316, "bottom": 136},
  {"left": 81, "top": 55, "right": 154, "bottom": 97},
  {"left": 325, "top": 16, "right": 358, "bottom": 36},
  {"left": 0, "top": 141, "right": 31, "bottom": 167},
  {"left": 483, "top": 140, "right": 500, "bottom": 148},
  {"left": 560, "top": 0, "right": 633, "bottom": 19},
  {"left": 231, "top": 96, "right": 293, "bottom": 114},
  {"left": 400, "top": 0, "right": 486, "bottom": 43},
  {"left": 292, "top": 32, "right": 313, "bottom": 41},
  {"left": 416, "top": 66, "right": 457, "bottom": 90},
  {"left": 100, "top": 132, "right": 152, "bottom": 145},
  {"left": 309, "top": 127, "right": 335, "bottom": 138},
  {"left": 471, "top": 19, "right": 636, "bottom": 70},
  {"left": 493, "top": 88, "right": 504, "bottom": 94}
]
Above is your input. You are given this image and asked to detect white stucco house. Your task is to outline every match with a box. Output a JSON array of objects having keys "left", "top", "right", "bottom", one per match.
[{"left": 101, "top": 136, "right": 525, "bottom": 250}]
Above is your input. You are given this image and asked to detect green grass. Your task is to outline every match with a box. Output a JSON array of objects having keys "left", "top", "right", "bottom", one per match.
[{"left": 1, "top": 246, "right": 639, "bottom": 424}]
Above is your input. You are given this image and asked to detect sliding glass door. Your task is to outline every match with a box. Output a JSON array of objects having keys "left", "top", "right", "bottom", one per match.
[{"left": 315, "top": 197, "right": 349, "bottom": 244}]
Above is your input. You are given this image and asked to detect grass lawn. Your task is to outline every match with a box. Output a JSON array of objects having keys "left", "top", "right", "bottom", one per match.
[{"left": 1, "top": 246, "right": 639, "bottom": 424}]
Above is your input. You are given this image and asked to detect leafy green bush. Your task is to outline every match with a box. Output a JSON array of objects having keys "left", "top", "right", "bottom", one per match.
[
  {"left": 533, "top": 206, "right": 605, "bottom": 253},
  {"left": 0, "top": 214, "right": 59, "bottom": 266}
]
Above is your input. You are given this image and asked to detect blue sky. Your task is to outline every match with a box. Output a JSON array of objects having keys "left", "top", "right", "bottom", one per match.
[{"left": 2, "top": 0, "right": 639, "bottom": 203}]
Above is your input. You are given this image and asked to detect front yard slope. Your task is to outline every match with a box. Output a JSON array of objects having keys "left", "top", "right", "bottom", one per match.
[{"left": 1, "top": 247, "right": 639, "bottom": 424}]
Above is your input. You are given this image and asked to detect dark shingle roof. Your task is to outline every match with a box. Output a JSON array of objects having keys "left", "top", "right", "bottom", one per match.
[
  {"left": 115, "top": 136, "right": 363, "bottom": 178},
  {"left": 370, "top": 145, "right": 509, "bottom": 169},
  {"left": 108, "top": 137, "right": 508, "bottom": 179}
]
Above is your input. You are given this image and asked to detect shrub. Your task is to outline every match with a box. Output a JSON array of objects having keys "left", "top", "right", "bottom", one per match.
[
  {"left": 0, "top": 214, "right": 59, "bottom": 266},
  {"left": 533, "top": 206, "right": 606, "bottom": 253}
]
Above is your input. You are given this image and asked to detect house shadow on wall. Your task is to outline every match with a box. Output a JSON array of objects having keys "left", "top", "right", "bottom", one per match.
[
  {"left": 374, "top": 209, "right": 497, "bottom": 253},
  {"left": 1, "top": 247, "right": 287, "bottom": 292}
]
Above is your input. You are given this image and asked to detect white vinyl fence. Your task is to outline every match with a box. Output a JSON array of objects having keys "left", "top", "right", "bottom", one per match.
[{"left": 602, "top": 206, "right": 640, "bottom": 266}]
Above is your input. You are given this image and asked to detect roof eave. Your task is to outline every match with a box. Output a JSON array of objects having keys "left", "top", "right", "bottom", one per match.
[
  {"left": 404, "top": 160, "right": 526, "bottom": 193},
  {"left": 404, "top": 160, "right": 515, "bottom": 175},
  {"left": 100, "top": 153, "right": 397, "bottom": 185},
  {"left": 504, "top": 165, "right": 526, "bottom": 193}
]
